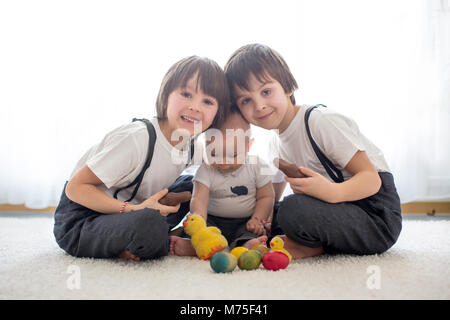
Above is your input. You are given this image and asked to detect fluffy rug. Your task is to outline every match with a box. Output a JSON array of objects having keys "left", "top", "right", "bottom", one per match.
[{"left": 0, "top": 213, "right": 449, "bottom": 300}]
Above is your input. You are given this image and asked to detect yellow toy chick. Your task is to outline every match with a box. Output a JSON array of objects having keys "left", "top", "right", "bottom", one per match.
[
  {"left": 183, "top": 214, "right": 228, "bottom": 260},
  {"left": 269, "top": 236, "right": 292, "bottom": 262}
]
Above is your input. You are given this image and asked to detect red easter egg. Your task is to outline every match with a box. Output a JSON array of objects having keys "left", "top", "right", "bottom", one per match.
[{"left": 262, "top": 251, "right": 290, "bottom": 271}]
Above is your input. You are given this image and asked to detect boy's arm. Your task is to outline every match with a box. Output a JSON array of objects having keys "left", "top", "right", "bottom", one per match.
[
  {"left": 251, "top": 181, "right": 275, "bottom": 222},
  {"left": 247, "top": 182, "right": 275, "bottom": 235},
  {"left": 190, "top": 180, "right": 210, "bottom": 221},
  {"left": 66, "top": 165, "right": 179, "bottom": 214},
  {"left": 336, "top": 150, "right": 381, "bottom": 202},
  {"left": 273, "top": 181, "right": 287, "bottom": 202},
  {"left": 285, "top": 151, "right": 381, "bottom": 203},
  {"left": 66, "top": 165, "right": 126, "bottom": 214}
]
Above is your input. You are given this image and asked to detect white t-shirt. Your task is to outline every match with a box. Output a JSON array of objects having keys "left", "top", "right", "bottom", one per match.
[
  {"left": 193, "top": 155, "right": 272, "bottom": 218},
  {"left": 270, "top": 105, "right": 391, "bottom": 183},
  {"left": 70, "top": 117, "right": 194, "bottom": 204}
]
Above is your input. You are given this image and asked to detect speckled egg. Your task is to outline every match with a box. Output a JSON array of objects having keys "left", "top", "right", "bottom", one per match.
[
  {"left": 251, "top": 244, "right": 269, "bottom": 256},
  {"left": 210, "top": 251, "right": 237, "bottom": 273},
  {"left": 237, "top": 250, "right": 262, "bottom": 270}
]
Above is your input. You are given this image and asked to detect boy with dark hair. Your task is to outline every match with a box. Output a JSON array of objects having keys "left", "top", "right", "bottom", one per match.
[{"left": 224, "top": 44, "right": 402, "bottom": 259}]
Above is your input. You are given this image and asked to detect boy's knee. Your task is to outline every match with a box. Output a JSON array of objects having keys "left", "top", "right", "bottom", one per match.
[
  {"left": 278, "top": 194, "right": 305, "bottom": 222},
  {"left": 369, "top": 238, "right": 395, "bottom": 255},
  {"left": 278, "top": 194, "right": 320, "bottom": 233},
  {"left": 128, "top": 210, "right": 169, "bottom": 259},
  {"left": 132, "top": 209, "right": 168, "bottom": 232}
]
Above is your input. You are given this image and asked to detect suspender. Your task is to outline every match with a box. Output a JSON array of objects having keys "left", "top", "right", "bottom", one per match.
[
  {"left": 114, "top": 106, "right": 343, "bottom": 202},
  {"left": 305, "top": 105, "right": 344, "bottom": 183},
  {"left": 113, "top": 118, "right": 194, "bottom": 202},
  {"left": 113, "top": 118, "right": 156, "bottom": 202}
]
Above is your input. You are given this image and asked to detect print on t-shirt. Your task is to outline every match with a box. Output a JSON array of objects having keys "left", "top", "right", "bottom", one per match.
[{"left": 230, "top": 185, "right": 249, "bottom": 196}]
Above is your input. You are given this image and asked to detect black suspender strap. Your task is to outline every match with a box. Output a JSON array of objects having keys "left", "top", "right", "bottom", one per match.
[
  {"left": 304, "top": 105, "right": 344, "bottom": 183},
  {"left": 113, "top": 118, "right": 195, "bottom": 202},
  {"left": 113, "top": 118, "right": 156, "bottom": 202},
  {"left": 188, "top": 137, "right": 194, "bottom": 165}
]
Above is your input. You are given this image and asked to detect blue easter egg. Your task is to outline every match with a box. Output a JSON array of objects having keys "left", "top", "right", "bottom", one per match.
[{"left": 210, "top": 252, "right": 237, "bottom": 273}]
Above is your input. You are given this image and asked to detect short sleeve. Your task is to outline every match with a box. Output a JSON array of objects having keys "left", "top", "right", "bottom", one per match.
[
  {"left": 311, "top": 112, "right": 366, "bottom": 169},
  {"left": 272, "top": 169, "right": 285, "bottom": 184},
  {"left": 262, "top": 134, "right": 285, "bottom": 183},
  {"left": 86, "top": 132, "right": 142, "bottom": 189},
  {"left": 193, "top": 162, "right": 212, "bottom": 188},
  {"left": 254, "top": 157, "right": 273, "bottom": 188}
]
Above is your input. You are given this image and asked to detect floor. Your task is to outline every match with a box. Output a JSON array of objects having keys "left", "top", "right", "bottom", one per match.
[{"left": 1, "top": 212, "right": 449, "bottom": 300}]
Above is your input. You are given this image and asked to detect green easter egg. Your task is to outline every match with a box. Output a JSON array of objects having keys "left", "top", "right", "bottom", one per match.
[
  {"left": 251, "top": 244, "right": 269, "bottom": 256},
  {"left": 237, "top": 249, "right": 262, "bottom": 270},
  {"left": 210, "top": 252, "right": 237, "bottom": 273}
]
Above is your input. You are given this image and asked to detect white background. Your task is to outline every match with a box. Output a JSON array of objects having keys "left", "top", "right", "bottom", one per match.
[{"left": 0, "top": 0, "right": 448, "bottom": 208}]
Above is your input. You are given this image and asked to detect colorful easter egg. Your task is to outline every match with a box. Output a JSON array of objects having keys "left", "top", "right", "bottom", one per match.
[
  {"left": 251, "top": 244, "right": 269, "bottom": 256},
  {"left": 210, "top": 252, "right": 237, "bottom": 273},
  {"left": 230, "top": 246, "right": 248, "bottom": 259},
  {"left": 237, "top": 250, "right": 262, "bottom": 270},
  {"left": 262, "top": 251, "right": 289, "bottom": 271}
]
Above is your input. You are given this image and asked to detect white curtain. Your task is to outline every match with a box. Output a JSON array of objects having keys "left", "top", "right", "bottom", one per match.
[{"left": 0, "top": 0, "right": 448, "bottom": 208}]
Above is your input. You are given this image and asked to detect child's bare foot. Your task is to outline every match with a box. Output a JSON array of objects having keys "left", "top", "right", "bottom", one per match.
[
  {"left": 279, "top": 235, "right": 324, "bottom": 260},
  {"left": 119, "top": 250, "right": 141, "bottom": 262},
  {"left": 243, "top": 235, "right": 268, "bottom": 249},
  {"left": 169, "top": 236, "right": 197, "bottom": 257}
]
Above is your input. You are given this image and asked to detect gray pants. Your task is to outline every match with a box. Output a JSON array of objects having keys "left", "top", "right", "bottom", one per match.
[
  {"left": 276, "top": 172, "right": 402, "bottom": 255},
  {"left": 206, "top": 215, "right": 257, "bottom": 249},
  {"left": 53, "top": 183, "right": 170, "bottom": 259}
]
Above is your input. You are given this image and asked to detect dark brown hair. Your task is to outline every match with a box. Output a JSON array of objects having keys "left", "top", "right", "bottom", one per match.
[
  {"left": 224, "top": 44, "right": 298, "bottom": 105},
  {"left": 156, "top": 56, "right": 230, "bottom": 129}
]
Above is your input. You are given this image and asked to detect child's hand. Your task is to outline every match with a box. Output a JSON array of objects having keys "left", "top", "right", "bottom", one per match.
[
  {"left": 246, "top": 217, "right": 266, "bottom": 236},
  {"left": 285, "top": 167, "right": 340, "bottom": 203},
  {"left": 137, "top": 189, "right": 181, "bottom": 216}
]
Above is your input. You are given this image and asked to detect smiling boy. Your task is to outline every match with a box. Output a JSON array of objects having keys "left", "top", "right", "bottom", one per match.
[{"left": 223, "top": 44, "right": 402, "bottom": 259}]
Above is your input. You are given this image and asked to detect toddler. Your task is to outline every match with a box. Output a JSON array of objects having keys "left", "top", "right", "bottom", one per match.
[{"left": 170, "top": 110, "right": 275, "bottom": 256}]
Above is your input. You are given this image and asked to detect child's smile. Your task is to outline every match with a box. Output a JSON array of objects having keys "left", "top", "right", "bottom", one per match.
[
  {"left": 180, "top": 114, "right": 201, "bottom": 125},
  {"left": 234, "top": 73, "right": 294, "bottom": 132},
  {"left": 163, "top": 74, "right": 219, "bottom": 144},
  {"left": 257, "top": 110, "right": 274, "bottom": 121}
]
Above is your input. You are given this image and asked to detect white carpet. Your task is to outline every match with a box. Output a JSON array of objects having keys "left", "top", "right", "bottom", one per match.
[{"left": 1, "top": 213, "right": 449, "bottom": 300}]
